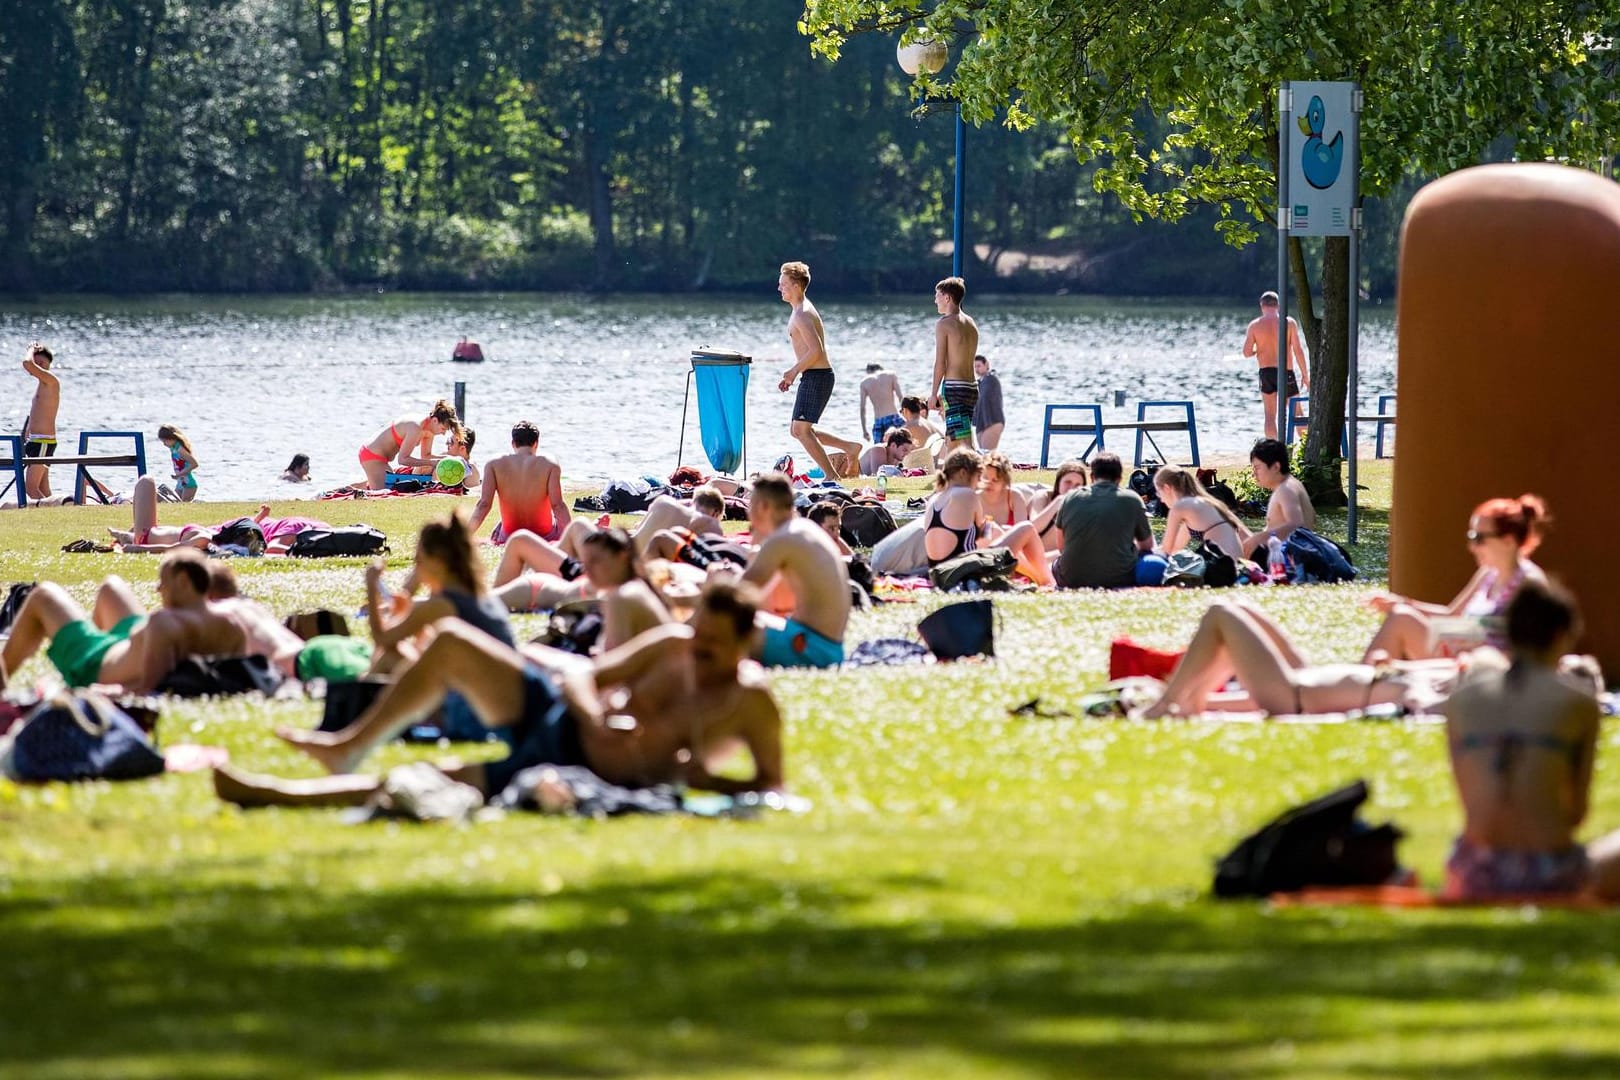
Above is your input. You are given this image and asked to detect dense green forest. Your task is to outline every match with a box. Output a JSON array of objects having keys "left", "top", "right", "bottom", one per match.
[{"left": 0, "top": 0, "right": 1425, "bottom": 296}]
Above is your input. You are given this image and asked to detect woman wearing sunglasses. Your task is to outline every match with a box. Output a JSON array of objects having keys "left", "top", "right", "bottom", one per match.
[{"left": 1362, "top": 494, "right": 1549, "bottom": 662}]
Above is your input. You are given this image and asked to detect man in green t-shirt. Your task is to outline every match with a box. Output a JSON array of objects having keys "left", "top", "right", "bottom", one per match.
[{"left": 1053, "top": 452, "right": 1163, "bottom": 588}]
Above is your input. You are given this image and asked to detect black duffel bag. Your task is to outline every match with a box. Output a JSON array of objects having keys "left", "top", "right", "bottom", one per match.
[{"left": 288, "top": 525, "right": 389, "bottom": 558}]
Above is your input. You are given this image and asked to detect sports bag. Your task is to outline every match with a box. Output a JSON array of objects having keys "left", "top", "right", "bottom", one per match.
[
  {"left": 928, "top": 548, "right": 1017, "bottom": 592},
  {"left": 1283, "top": 527, "right": 1356, "bottom": 584},
  {"left": 1195, "top": 539, "right": 1239, "bottom": 588},
  {"left": 9, "top": 691, "right": 165, "bottom": 782},
  {"left": 1162, "top": 550, "right": 1206, "bottom": 588},
  {"left": 1213, "top": 779, "right": 1403, "bottom": 898},
  {"left": 917, "top": 599, "right": 996, "bottom": 660},
  {"left": 839, "top": 503, "right": 898, "bottom": 548},
  {"left": 288, "top": 525, "right": 389, "bottom": 558}
]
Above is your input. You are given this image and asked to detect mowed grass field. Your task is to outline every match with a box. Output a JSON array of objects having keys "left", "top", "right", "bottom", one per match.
[{"left": 3, "top": 462, "right": 1620, "bottom": 1080}]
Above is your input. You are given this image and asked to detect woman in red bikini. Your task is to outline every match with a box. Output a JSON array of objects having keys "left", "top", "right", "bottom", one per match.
[
  {"left": 1362, "top": 494, "right": 1549, "bottom": 662},
  {"left": 358, "top": 400, "right": 459, "bottom": 490}
]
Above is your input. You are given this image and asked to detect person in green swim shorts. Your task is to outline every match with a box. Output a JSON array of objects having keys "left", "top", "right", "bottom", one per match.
[{"left": 1, "top": 550, "right": 251, "bottom": 693}]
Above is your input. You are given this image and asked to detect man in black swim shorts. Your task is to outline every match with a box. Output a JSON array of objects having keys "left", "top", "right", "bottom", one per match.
[
  {"left": 270, "top": 580, "right": 785, "bottom": 800},
  {"left": 777, "top": 260, "right": 843, "bottom": 480},
  {"left": 1241, "top": 291, "right": 1309, "bottom": 440}
]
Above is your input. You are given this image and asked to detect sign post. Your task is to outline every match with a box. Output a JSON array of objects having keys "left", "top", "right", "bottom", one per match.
[{"left": 1278, "top": 80, "right": 1362, "bottom": 540}]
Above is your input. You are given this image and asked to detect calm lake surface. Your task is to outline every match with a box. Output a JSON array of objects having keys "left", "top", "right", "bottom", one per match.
[{"left": 0, "top": 293, "right": 1396, "bottom": 502}]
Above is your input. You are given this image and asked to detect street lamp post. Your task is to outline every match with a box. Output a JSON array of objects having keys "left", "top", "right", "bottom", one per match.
[{"left": 897, "top": 38, "right": 966, "bottom": 281}]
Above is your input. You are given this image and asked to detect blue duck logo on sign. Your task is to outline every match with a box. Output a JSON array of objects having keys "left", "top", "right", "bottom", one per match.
[{"left": 1298, "top": 95, "right": 1344, "bottom": 190}]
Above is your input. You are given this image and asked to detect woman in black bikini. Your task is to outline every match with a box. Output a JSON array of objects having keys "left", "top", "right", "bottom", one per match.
[
  {"left": 1154, "top": 465, "right": 1251, "bottom": 558},
  {"left": 1442, "top": 580, "right": 1620, "bottom": 900},
  {"left": 924, "top": 449, "right": 1054, "bottom": 587}
]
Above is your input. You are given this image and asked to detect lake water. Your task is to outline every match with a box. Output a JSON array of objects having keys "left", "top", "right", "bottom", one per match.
[{"left": 0, "top": 293, "right": 1396, "bottom": 502}]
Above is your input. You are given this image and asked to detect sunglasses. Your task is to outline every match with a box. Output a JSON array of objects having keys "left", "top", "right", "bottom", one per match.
[{"left": 1465, "top": 529, "right": 1499, "bottom": 543}]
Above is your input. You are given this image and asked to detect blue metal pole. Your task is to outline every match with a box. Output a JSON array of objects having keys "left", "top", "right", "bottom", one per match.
[{"left": 953, "top": 107, "right": 966, "bottom": 280}]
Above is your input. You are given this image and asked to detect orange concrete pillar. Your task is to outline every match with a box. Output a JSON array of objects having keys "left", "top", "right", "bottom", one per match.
[{"left": 1394, "top": 162, "right": 1620, "bottom": 670}]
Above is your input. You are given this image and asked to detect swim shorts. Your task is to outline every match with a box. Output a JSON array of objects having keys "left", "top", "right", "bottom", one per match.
[
  {"left": 791, "top": 368, "right": 836, "bottom": 424},
  {"left": 46, "top": 615, "right": 144, "bottom": 688},
  {"left": 941, "top": 379, "right": 978, "bottom": 442},
  {"left": 871, "top": 413, "right": 905, "bottom": 444},
  {"left": 481, "top": 665, "right": 589, "bottom": 794},
  {"left": 761, "top": 617, "right": 844, "bottom": 669},
  {"left": 1444, "top": 836, "right": 1589, "bottom": 898},
  {"left": 1256, "top": 367, "right": 1301, "bottom": 398},
  {"left": 23, "top": 437, "right": 57, "bottom": 459},
  {"left": 674, "top": 528, "right": 750, "bottom": 571}
]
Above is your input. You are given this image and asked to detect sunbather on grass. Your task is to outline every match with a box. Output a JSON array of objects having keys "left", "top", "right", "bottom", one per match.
[
  {"left": 258, "top": 580, "right": 782, "bottom": 802},
  {"left": 1135, "top": 601, "right": 1458, "bottom": 719}
]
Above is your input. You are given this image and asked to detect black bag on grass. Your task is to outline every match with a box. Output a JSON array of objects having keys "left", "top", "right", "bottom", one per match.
[
  {"left": 929, "top": 548, "right": 1017, "bottom": 592},
  {"left": 917, "top": 599, "right": 995, "bottom": 660},
  {"left": 320, "top": 678, "right": 389, "bottom": 732},
  {"left": 1196, "top": 539, "right": 1239, "bottom": 588},
  {"left": 0, "top": 581, "right": 35, "bottom": 635},
  {"left": 283, "top": 609, "right": 351, "bottom": 640},
  {"left": 1213, "top": 779, "right": 1403, "bottom": 898},
  {"left": 10, "top": 691, "right": 165, "bottom": 782},
  {"left": 288, "top": 525, "right": 389, "bottom": 558},
  {"left": 157, "top": 655, "right": 284, "bottom": 698}
]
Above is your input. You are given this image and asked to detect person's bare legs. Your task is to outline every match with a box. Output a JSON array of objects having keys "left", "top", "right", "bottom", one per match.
[
  {"left": 994, "top": 522, "right": 1054, "bottom": 588},
  {"left": 91, "top": 576, "right": 146, "bottom": 629},
  {"left": 0, "top": 583, "right": 86, "bottom": 688},
  {"left": 108, "top": 476, "right": 161, "bottom": 545},
  {"left": 976, "top": 423, "right": 1003, "bottom": 451},
  {"left": 1139, "top": 603, "right": 1301, "bottom": 718},
  {"left": 1582, "top": 828, "right": 1620, "bottom": 901},
  {"left": 790, "top": 419, "right": 841, "bottom": 482},
  {"left": 810, "top": 428, "right": 864, "bottom": 476},
  {"left": 277, "top": 623, "right": 530, "bottom": 773},
  {"left": 1225, "top": 601, "right": 1310, "bottom": 667},
  {"left": 24, "top": 459, "right": 49, "bottom": 501},
  {"left": 360, "top": 455, "right": 390, "bottom": 490},
  {"left": 1361, "top": 605, "right": 1430, "bottom": 664},
  {"left": 493, "top": 573, "right": 585, "bottom": 614},
  {"left": 558, "top": 519, "right": 598, "bottom": 559},
  {"left": 493, "top": 530, "right": 568, "bottom": 587},
  {"left": 214, "top": 764, "right": 383, "bottom": 808},
  {"left": 1261, "top": 391, "right": 1279, "bottom": 440}
]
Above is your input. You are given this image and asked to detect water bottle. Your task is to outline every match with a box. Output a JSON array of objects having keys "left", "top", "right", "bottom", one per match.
[
  {"left": 877, "top": 474, "right": 888, "bottom": 501},
  {"left": 1267, "top": 536, "right": 1287, "bottom": 582}
]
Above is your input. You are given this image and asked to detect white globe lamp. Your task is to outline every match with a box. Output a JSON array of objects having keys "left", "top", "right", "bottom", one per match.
[{"left": 896, "top": 37, "right": 947, "bottom": 77}]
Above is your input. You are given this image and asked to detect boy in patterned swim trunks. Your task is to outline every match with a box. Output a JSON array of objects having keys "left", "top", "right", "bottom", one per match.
[{"left": 928, "top": 277, "right": 979, "bottom": 454}]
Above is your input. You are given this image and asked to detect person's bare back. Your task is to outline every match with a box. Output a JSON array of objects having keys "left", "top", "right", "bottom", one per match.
[
  {"left": 468, "top": 421, "right": 569, "bottom": 541},
  {"left": 742, "top": 517, "right": 851, "bottom": 645},
  {"left": 859, "top": 367, "right": 903, "bottom": 435}
]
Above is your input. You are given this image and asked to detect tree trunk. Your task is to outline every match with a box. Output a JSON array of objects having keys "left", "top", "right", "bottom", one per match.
[
  {"left": 582, "top": 115, "right": 616, "bottom": 289},
  {"left": 1305, "top": 235, "right": 1350, "bottom": 505}
]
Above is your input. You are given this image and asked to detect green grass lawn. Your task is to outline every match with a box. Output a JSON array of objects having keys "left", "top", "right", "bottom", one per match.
[{"left": 4, "top": 465, "right": 1620, "bottom": 1079}]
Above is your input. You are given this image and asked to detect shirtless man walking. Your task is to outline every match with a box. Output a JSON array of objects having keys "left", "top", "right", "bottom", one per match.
[
  {"left": 776, "top": 261, "right": 842, "bottom": 482},
  {"left": 736, "top": 472, "right": 850, "bottom": 668},
  {"left": 1241, "top": 291, "right": 1310, "bottom": 440},
  {"left": 859, "top": 363, "right": 906, "bottom": 445},
  {"left": 466, "top": 420, "right": 569, "bottom": 543},
  {"left": 928, "top": 277, "right": 979, "bottom": 455},
  {"left": 256, "top": 580, "right": 783, "bottom": 802},
  {"left": 21, "top": 343, "right": 60, "bottom": 502}
]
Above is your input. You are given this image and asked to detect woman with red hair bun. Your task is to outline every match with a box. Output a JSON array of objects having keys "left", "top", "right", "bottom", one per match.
[{"left": 1362, "top": 494, "right": 1549, "bottom": 662}]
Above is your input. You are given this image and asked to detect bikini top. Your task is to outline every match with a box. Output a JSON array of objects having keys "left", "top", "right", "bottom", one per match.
[
  {"left": 1453, "top": 729, "right": 1583, "bottom": 778},
  {"left": 1463, "top": 566, "right": 1525, "bottom": 619},
  {"left": 926, "top": 502, "right": 978, "bottom": 563}
]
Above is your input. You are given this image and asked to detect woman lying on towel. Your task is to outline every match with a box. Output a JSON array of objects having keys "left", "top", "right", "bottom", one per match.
[
  {"left": 1133, "top": 601, "right": 1461, "bottom": 720},
  {"left": 1441, "top": 580, "right": 1620, "bottom": 901},
  {"left": 106, "top": 478, "right": 330, "bottom": 554},
  {"left": 1361, "top": 493, "right": 1548, "bottom": 662}
]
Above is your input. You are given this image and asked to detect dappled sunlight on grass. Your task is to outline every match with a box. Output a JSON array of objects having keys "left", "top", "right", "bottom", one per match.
[{"left": 6, "top": 464, "right": 1620, "bottom": 1077}]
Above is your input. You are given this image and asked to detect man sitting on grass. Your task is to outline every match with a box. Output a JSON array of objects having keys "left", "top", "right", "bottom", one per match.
[
  {"left": 1242, "top": 437, "right": 1316, "bottom": 559},
  {"left": 732, "top": 472, "right": 850, "bottom": 668},
  {"left": 1, "top": 550, "right": 252, "bottom": 693},
  {"left": 248, "top": 580, "right": 783, "bottom": 804}
]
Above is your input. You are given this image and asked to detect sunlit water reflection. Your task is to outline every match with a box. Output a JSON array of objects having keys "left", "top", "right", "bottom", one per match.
[{"left": 0, "top": 293, "right": 1395, "bottom": 501}]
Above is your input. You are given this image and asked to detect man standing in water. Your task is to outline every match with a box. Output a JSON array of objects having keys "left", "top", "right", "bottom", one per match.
[
  {"left": 929, "top": 277, "right": 979, "bottom": 455},
  {"left": 1242, "top": 291, "right": 1310, "bottom": 440},
  {"left": 21, "top": 343, "right": 60, "bottom": 502},
  {"left": 776, "top": 261, "right": 842, "bottom": 482},
  {"left": 859, "top": 363, "right": 906, "bottom": 445}
]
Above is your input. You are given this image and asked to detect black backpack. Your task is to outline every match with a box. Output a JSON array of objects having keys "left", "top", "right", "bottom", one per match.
[
  {"left": 839, "top": 503, "right": 898, "bottom": 548},
  {"left": 288, "top": 525, "right": 389, "bottom": 558},
  {"left": 929, "top": 548, "right": 1017, "bottom": 592},
  {"left": 600, "top": 479, "right": 665, "bottom": 513},
  {"left": 1127, "top": 466, "right": 1167, "bottom": 517},
  {"left": 1213, "top": 779, "right": 1403, "bottom": 898}
]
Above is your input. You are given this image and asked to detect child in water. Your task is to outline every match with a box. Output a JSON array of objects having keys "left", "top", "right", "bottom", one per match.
[{"left": 158, "top": 424, "right": 199, "bottom": 502}]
